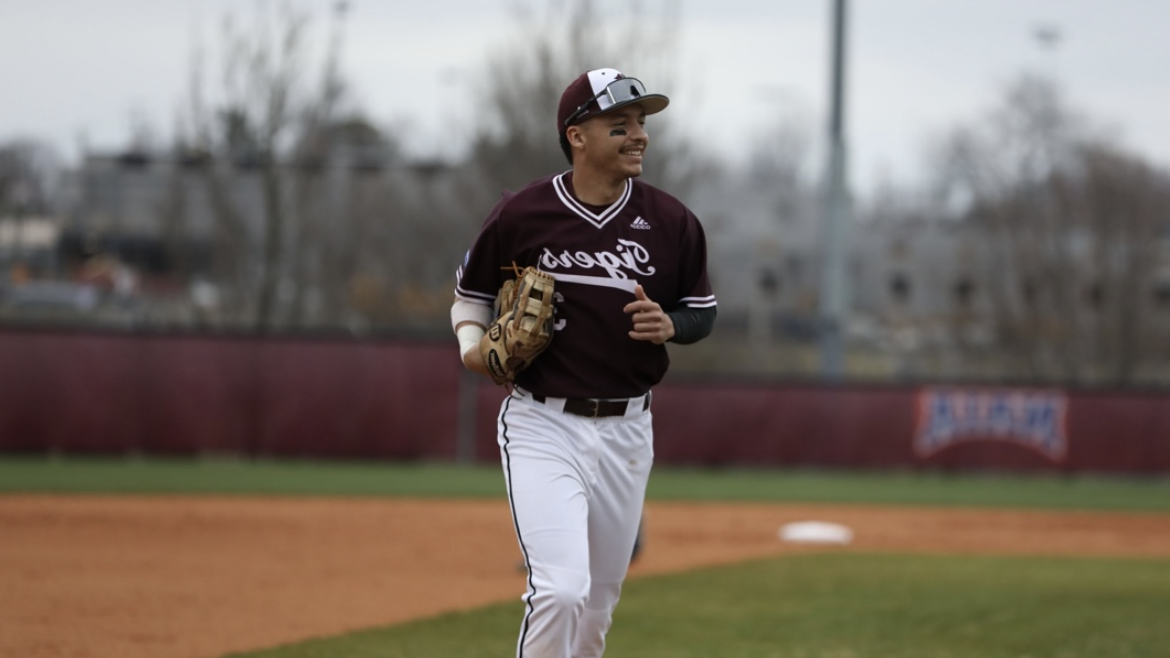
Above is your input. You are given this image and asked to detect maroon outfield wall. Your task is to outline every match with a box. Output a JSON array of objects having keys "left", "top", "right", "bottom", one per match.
[
  {"left": 0, "top": 329, "right": 461, "bottom": 460},
  {"left": 644, "top": 381, "right": 1170, "bottom": 474},
  {"left": 2, "top": 329, "right": 1170, "bottom": 473}
]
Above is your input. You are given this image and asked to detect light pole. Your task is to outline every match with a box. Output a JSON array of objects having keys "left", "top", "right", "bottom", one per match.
[{"left": 818, "top": 0, "right": 853, "bottom": 380}]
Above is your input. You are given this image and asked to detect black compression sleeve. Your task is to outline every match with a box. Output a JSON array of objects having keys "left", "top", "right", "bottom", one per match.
[{"left": 667, "top": 305, "right": 716, "bottom": 345}]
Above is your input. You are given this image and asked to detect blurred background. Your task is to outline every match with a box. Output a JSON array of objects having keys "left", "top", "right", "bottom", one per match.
[{"left": 3, "top": 0, "right": 1170, "bottom": 387}]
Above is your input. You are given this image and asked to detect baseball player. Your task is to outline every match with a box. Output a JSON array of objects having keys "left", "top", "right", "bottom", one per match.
[{"left": 450, "top": 67, "right": 716, "bottom": 658}]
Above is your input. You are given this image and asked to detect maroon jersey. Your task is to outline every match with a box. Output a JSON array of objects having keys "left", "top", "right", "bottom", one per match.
[{"left": 456, "top": 171, "right": 716, "bottom": 398}]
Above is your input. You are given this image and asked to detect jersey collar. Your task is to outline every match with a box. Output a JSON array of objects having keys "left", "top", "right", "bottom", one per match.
[{"left": 552, "top": 172, "right": 632, "bottom": 229}]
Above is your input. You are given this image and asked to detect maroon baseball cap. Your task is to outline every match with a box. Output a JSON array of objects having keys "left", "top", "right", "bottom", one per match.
[{"left": 557, "top": 68, "right": 670, "bottom": 135}]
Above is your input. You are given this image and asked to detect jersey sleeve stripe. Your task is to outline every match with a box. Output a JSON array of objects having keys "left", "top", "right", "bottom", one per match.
[
  {"left": 679, "top": 295, "right": 717, "bottom": 308},
  {"left": 454, "top": 264, "right": 498, "bottom": 303},
  {"left": 454, "top": 285, "right": 496, "bottom": 304}
]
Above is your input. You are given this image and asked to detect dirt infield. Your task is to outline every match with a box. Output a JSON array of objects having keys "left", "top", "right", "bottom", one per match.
[{"left": 4, "top": 496, "right": 1170, "bottom": 658}]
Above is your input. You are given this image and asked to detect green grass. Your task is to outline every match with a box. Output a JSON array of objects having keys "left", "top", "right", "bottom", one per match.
[
  {"left": 0, "top": 455, "right": 509, "bottom": 498},
  {"left": 5, "top": 455, "right": 1169, "bottom": 658},
  {"left": 2, "top": 455, "right": 1169, "bottom": 511},
  {"left": 224, "top": 553, "right": 1170, "bottom": 658},
  {"left": 647, "top": 467, "right": 1170, "bottom": 511}
]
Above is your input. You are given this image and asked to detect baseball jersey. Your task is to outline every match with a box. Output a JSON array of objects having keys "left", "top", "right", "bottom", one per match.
[{"left": 455, "top": 171, "right": 716, "bottom": 398}]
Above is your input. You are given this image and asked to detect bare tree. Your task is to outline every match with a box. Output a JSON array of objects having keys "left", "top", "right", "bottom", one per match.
[
  {"left": 278, "top": 116, "right": 399, "bottom": 327},
  {"left": 928, "top": 74, "right": 1170, "bottom": 385},
  {"left": 460, "top": 0, "right": 701, "bottom": 204},
  {"left": 179, "top": 1, "right": 358, "bottom": 332}
]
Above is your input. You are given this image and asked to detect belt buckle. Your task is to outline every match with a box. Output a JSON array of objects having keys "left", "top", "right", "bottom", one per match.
[{"left": 584, "top": 399, "right": 601, "bottom": 418}]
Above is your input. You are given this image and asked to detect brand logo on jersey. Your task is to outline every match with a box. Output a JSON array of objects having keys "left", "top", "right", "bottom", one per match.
[
  {"left": 630, "top": 216, "right": 651, "bottom": 230},
  {"left": 539, "top": 238, "right": 657, "bottom": 279},
  {"left": 914, "top": 387, "right": 1068, "bottom": 461}
]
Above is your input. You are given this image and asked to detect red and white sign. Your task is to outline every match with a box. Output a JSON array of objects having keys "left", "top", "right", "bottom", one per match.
[{"left": 914, "top": 387, "right": 1068, "bottom": 461}]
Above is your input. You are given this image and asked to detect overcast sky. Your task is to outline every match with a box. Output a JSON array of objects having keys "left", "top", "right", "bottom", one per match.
[{"left": 2, "top": 0, "right": 1168, "bottom": 198}]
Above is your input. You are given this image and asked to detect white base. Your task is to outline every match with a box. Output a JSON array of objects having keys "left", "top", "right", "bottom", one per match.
[{"left": 778, "top": 521, "right": 854, "bottom": 545}]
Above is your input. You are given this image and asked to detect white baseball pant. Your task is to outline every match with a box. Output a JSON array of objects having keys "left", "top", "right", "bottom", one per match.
[{"left": 498, "top": 387, "right": 653, "bottom": 658}]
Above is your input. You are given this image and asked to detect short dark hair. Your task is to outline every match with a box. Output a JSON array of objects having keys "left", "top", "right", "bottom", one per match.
[{"left": 559, "top": 132, "right": 572, "bottom": 165}]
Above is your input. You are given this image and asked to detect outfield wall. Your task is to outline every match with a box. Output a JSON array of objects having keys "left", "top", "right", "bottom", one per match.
[{"left": 2, "top": 330, "right": 1169, "bottom": 474}]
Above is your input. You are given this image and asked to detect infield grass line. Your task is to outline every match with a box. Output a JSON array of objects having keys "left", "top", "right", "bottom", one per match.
[{"left": 2, "top": 455, "right": 1169, "bottom": 511}]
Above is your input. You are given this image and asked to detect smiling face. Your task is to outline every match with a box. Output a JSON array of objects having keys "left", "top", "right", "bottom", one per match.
[{"left": 568, "top": 103, "right": 650, "bottom": 180}]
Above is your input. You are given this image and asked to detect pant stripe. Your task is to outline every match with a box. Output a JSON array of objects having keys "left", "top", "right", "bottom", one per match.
[{"left": 500, "top": 395, "right": 535, "bottom": 657}]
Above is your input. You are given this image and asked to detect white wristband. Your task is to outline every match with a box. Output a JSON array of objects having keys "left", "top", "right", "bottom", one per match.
[
  {"left": 456, "top": 324, "right": 486, "bottom": 359},
  {"left": 451, "top": 299, "right": 492, "bottom": 331}
]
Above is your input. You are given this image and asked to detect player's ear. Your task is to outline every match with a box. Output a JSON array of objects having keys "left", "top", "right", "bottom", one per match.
[{"left": 566, "top": 124, "right": 587, "bottom": 151}]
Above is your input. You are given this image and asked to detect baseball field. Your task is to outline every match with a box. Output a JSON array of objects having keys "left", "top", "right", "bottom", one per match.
[{"left": 3, "top": 457, "right": 1170, "bottom": 658}]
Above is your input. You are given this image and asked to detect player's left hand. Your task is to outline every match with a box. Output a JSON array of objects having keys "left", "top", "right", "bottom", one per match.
[{"left": 624, "top": 285, "right": 674, "bottom": 344}]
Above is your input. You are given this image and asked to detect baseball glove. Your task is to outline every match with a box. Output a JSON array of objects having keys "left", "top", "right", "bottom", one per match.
[{"left": 480, "top": 266, "right": 557, "bottom": 385}]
